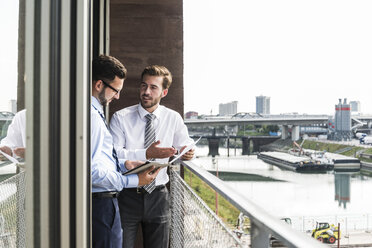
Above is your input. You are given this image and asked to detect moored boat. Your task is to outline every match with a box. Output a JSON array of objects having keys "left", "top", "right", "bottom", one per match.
[{"left": 257, "top": 151, "right": 333, "bottom": 172}]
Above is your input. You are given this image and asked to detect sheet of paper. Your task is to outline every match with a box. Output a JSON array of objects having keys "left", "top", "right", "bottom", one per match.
[
  {"left": 0, "top": 149, "right": 20, "bottom": 164},
  {"left": 169, "top": 136, "right": 201, "bottom": 163}
]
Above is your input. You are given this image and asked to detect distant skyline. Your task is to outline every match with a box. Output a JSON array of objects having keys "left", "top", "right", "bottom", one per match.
[{"left": 184, "top": 0, "right": 372, "bottom": 115}]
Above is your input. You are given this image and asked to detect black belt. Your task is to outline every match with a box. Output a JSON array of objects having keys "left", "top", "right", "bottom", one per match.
[
  {"left": 92, "top": 191, "right": 119, "bottom": 198},
  {"left": 124, "top": 185, "right": 165, "bottom": 194}
]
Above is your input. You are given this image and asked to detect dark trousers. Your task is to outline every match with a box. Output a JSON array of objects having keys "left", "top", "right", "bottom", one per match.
[
  {"left": 119, "top": 186, "right": 170, "bottom": 248},
  {"left": 92, "top": 197, "right": 122, "bottom": 248}
]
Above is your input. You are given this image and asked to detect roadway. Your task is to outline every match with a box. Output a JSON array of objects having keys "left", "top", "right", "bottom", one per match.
[{"left": 184, "top": 114, "right": 372, "bottom": 128}]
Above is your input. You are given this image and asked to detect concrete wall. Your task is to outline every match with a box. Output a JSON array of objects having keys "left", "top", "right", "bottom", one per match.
[{"left": 109, "top": 0, "right": 184, "bottom": 118}]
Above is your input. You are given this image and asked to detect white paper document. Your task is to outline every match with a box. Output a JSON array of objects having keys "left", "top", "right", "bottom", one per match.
[
  {"left": 0, "top": 149, "right": 20, "bottom": 164},
  {"left": 169, "top": 136, "right": 201, "bottom": 163},
  {"left": 123, "top": 136, "right": 202, "bottom": 175}
]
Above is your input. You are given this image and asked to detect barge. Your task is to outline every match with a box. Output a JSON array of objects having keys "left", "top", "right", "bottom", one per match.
[
  {"left": 290, "top": 144, "right": 360, "bottom": 172},
  {"left": 257, "top": 151, "right": 333, "bottom": 172},
  {"left": 324, "top": 153, "right": 360, "bottom": 172}
]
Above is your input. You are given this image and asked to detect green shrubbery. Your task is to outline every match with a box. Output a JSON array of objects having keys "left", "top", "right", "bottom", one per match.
[{"left": 183, "top": 168, "right": 241, "bottom": 228}]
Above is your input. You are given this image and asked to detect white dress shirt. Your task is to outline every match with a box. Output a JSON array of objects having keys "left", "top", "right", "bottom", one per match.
[
  {"left": 1, "top": 109, "right": 26, "bottom": 150},
  {"left": 110, "top": 104, "right": 194, "bottom": 186},
  {"left": 91, "top": 96, "right": 138, "bottom": 192}
]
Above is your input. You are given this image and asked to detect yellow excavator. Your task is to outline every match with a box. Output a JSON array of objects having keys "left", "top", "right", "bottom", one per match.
[{"left": 311, "top": 222, "right": 339, "bottom": 244}]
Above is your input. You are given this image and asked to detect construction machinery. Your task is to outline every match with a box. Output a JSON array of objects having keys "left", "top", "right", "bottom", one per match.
[{"left": 311, "top": 222, "right": 339, "bottom": 244}]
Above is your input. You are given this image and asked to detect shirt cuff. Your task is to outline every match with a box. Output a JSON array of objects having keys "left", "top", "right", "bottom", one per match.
[
  {"left": 119, "top": 159, "right": 128, "bottom": 172},
  {"left": 125, "top": 174, "right": 139, "bottom": 188},
  {"left": 136, "top": 149, "right": 147, "bottom": 161}
]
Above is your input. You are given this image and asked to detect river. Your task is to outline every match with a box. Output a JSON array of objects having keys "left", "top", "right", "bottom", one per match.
[{"left": 193, "top": 146, "right": 372, "bottom": 231}]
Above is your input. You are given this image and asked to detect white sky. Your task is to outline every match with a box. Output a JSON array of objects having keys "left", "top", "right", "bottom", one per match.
[
  {"left": 184, "top": 0, "right": 372, "bottom": 115},
  {"left": 0, "top": 1, "right": 18, "bottom": 111},
  {"left": 1, "top": 1, "right": 372, "bottom": 116}
]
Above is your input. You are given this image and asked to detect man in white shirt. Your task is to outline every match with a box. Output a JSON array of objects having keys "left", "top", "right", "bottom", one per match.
[
  {"left": 110, "top": 65, "right": 194, "bottom": 248},
  {"left": 0, "top": 109, "right": 26, "bottom": 159},
  {"left": 91, "top": 55, "right": 159, "bottom": 248}
]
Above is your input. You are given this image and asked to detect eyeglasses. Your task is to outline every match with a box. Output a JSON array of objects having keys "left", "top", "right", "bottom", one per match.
[{"left": 101, "top": 80, "right": 120, "bottom": 95}]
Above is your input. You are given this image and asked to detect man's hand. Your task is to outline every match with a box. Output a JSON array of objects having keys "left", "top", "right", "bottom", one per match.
[
  {"left": 14, "top": 147, "right": 25, "bottom": 159},
  {"left": 180, "top": 146, "right": 195, "bottom": 161},
  {"left": 125, "top": 160, "right": 144, "bottom": 170},
  {"left": 146, "top": 140, "right": 176, "bottom": 160},
  {"left": 0, "top": 146, "right": 12, "bottom": 156},
  {"left": 137, "top": 166, "right": 160, "bottom": 186}
]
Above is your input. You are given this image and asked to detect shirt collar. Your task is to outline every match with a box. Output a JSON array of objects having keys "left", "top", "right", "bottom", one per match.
[
  {"left": 91, "top": 96, "right": 104, "bottom": 114},
  {"left": 137, "top": 103, "right": 162, "bottom": 121}
]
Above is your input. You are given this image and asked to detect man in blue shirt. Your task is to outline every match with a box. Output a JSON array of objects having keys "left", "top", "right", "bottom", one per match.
[{"left": 91, "top": 55, "right": 159, "bottom": 248}]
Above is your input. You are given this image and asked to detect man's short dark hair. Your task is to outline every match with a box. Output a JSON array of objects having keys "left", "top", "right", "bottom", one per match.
[{"left": 92, "top": 55, "right": 127, "bottom": 84}]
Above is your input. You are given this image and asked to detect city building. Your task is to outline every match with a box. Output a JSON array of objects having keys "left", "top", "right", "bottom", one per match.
[
  {"left": 185, "top": 111, "right": 198, "bottom": 119},
  {"left": 256, "top": 95, "right": 270, "bottom": 115},
  {"left": 8, "top": 99, "right": 17, "bottom": 113},
  {"left": 350, "top": 101, "right": 361, "bottom": 113},
  {"left": 219, "top": 101, "right": 238, "bottom": 116}
]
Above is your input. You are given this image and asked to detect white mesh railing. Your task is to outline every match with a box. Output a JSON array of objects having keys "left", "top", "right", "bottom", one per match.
[
  {"left": 169, "top": 166, "right": 243, "bottom": 248},
  {"left": 175, "top": 161, "right": 329, "bottom": 248},
  {"left": 0, "top": 170, "right": 26, "bottom": 248}
]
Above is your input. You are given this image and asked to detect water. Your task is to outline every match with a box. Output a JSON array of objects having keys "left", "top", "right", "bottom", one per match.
[{"left": 193, "top": 146, "right": 372, "bottom": 222}]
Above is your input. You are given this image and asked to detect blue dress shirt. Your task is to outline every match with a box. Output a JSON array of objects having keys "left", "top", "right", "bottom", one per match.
[{"left": 91, "top": 96, "right": 138, "bottom": 192}]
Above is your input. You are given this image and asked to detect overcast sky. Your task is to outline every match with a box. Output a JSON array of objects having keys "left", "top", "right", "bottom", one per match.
[
  {"left": 1, "top": 1, "right": 372, "bottom": 116},
  {"left": 184, "top": 0, "right": 372, "bottom": 115}
]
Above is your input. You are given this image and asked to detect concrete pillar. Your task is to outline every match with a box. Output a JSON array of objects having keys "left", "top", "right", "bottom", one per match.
[
  {"left": 252, "top": 140, "right": 260, "bottom": 153},
  {"left": 207, "top": 138, "right": 220, "bottom": 157},
  {"left": 242, "top": 137, "right": 250, "bottom": 155},
  {"left": 281, "top": 125, "right": 288, "bottom": 139},
  {"left": 292, "top": 125, "right": 300, "bottom": 141}
]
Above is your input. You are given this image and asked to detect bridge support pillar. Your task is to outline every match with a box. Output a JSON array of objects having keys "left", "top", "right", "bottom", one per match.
[
  {"left": 252, "top": 140, "right": 260, "bottom": 153},
  {"left": 207, "top": 138, "right": 220, "bottom": 157},
  {"left": 292, "top": 125, "right": 300, "bottom": 141},
  {"left": 242, "top": 137, "right": 250, "bottom": 155},
  {"left": 281, "top": 125, "right": 289, "bottom": 139}
]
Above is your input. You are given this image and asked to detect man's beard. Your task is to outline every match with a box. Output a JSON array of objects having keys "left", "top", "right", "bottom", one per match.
[
  {"left": 98, "top": 89, "right": 108, "bottom": 106},
  {"left": 140, "top": 94, "right": 161, "bottom": 109}
]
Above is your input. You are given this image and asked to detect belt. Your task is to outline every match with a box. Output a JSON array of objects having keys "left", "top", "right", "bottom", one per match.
[
  {"left": 125, "top": 185, "right": 165, "bottom": 194},
  {"left": 92, "top": 191, "right": 119, "bottom": 198}
]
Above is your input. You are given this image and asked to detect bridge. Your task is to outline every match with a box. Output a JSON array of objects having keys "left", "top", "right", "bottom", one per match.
[
  {"left": 185, "top": 114, "right": 372, "bottom": 140},
  {"left": 192, "top": 135, "right": 280, "bottom": 156},
  {"left": 185, "top": 114, "right": 330, "bottom": 126}
]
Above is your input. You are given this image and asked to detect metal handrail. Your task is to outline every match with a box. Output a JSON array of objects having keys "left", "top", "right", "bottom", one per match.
[{"left": 181, "top": 160, "right": 327, "bottom": 247}]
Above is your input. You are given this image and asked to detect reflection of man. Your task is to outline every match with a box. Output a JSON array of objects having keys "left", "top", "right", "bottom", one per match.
[
  {"left": 0, "top": 109, "right": 26, "bottom": 159},
  {"left": 110, "top": 65, "right": 194, "bottom": 248},
  {"left": 91, "top": 55, "right": 159, "bottom": 248}
]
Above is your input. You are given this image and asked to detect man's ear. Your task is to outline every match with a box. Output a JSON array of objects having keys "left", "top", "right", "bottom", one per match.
[
  {"left": 161, "top": 88, "right": 168, "bottom": 98},
  {"left": 94, "top": 80, "right": 103, "bottom": 92}
]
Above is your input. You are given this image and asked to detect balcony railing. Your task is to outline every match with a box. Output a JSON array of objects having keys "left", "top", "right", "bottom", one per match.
[
  {"left": 172, "top": 160, "right": 328, "bottom": 247},
  {"left": 1, "top": 161, "right": 329, "bottom": 247},
  {"left": 0, "top": 168, "right": 26, "bottom": 248}
]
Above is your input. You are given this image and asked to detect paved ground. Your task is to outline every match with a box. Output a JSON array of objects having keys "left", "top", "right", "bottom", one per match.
[
  {"left": 236, "top": 231, "right": 372, "bottom": 247},
  {"left": 332, "top": 231, "right": 372, "bottom": 247}
]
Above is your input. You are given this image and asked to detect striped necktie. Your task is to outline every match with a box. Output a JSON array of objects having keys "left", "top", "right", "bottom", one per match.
[
  {"left": 143, "top": 113, "right": 156, "bottom": 193},
  {"left": 94, "top": 106, "right": 121, "bottom": 173}
]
